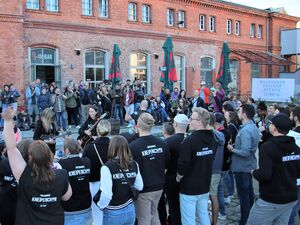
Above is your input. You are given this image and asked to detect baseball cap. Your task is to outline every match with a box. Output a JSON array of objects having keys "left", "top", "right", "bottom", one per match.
[
  {"left": 270, "top": 113, "right": 292, "bottom": 133},
  {"left": 174, "top": 114, "right": 189, "bottom": 125}
]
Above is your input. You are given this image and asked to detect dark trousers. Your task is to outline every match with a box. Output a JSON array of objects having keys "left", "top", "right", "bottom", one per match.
[
  {"left": 66, "top": 107, "right": 79, "bottom": 126},
  {"left": 158, "top": 191, "right": 167, "bottom": 225},
  {"left": 165, "top": 175, "right": 182, "bottom": 225},
  {"left": 234, "top": 172, "right": 255, "bottom": 225}
]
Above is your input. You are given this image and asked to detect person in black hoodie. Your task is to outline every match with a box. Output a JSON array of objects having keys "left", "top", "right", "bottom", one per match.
[
  {"left": 59, "top": 138, "right": 92, "bottom": 225},
  {"left": 247, "top": 113, "right": 300, "bottom": 225},
  {"left": 165, "top": 114, "right": 189, "bottom": 225},
  {"left": 177, "top": 107, "right": 217, "bottom": 225},
  {"left": 129, "top": 112, "right": 170, "bottom": 225}
]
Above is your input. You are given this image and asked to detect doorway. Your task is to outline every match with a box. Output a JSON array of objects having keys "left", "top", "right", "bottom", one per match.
[{"left": 36, "top": 66, "right": 55, "bottom": 85}]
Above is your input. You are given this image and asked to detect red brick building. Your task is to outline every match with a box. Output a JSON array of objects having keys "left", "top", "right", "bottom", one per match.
[{"left": 0, "top": 0, "right": 299, "bottom": 99}]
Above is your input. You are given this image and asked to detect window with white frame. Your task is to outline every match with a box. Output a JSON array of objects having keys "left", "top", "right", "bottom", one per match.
[
  {"left": 250, "top": 23, "right": 255, "bottom": 37},
  {"left": 82, "top": 0, "right": 92, "bottom": 16},
  {"left": 178, "top": 11, "right": 185, "bottom": 28},
  {"left": 45, "top": 0, "right": 58, "bottom": 12},
  {"left": 167, "top": 9, "right": 174, "bottom": 26},
  {"left": 199, "top": 15, "right": 206, "bottom": 31},
  {"left": 99, "top": 0, "right": 109, "bottom": 18},
  {"left": 128, "top": 2, "right": 137, "bottom": 21},
  {"left": 130, "top": 53, "right": 150, "bottom": 93},
  {"left": 142, "top": 5, "right": 151, "bottom": 23},
  {"left": 85, "top": 50, "right": 107, "bottom": 87},
  {"left": 235, "top": 21, "right": 240, "bottom": 35},
  {"left": 174, "top": 55, "right": 186, "bottom": 90},
  {"left": 26, "top": 0, "right": 39, "bottom": 10},
  {"left": 257, "top": 25, "right": 263, "bottom": 39},
  {"left": 227, "top": 19, "right": 232, "bottom": 34},
  {"left": 209, "top": 16, "right": 215, "bottom": 32},
  {"left": 200, "top": 57, "right": 214, "bottom": 87}
]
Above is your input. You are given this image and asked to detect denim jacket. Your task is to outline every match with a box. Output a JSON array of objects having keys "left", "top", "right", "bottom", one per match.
[{"left": 231, "top": 120, "right": 260, "bottom": 173}]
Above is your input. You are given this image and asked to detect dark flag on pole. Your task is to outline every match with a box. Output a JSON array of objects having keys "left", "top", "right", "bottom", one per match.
[
  {"left": 160, "top": 36, "right": 177, "bottom": 91},
  {"left": 216, "top": 42, "right": 232, "bottom": 93},
  {"left": 109, "top": 44, "right": 122, "bottom": 89}
]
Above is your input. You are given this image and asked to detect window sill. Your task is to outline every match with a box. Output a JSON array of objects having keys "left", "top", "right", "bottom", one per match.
[
  {"left": 127, "top": 20, "right": 139, "bottom": 24},
  {"left": 209, "top": 31, "right": 217, "bottom": 35},
  {"left": 178, "top": 27, "right": 188, "bottom": 31},
  {"left": 98, "top": 17, "right": 111, "bottom": 21},
  {"left": 166, "top": 25, "right": 176, "bottom": 29},
  {"left": 45, "top": 11, "right": 61, "bottom": 16},
  {"left": 141, "top": 22, "right": 152, "bottom": 26},
  {"left": 81, "top": 15, "right": 96, "bottom": 19},
  {"left": 25, "top": 9, "right": 42, "bottom": 14},
  {"left": 199, "top": 29, "right": 207, "bottom": 32}
]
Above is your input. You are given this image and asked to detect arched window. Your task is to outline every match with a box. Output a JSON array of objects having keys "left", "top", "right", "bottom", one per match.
[
  {"left": 130, "top": 52, "right": 150, "bottom": 94},
  {"left": 200, "top": 56, "right": 214, "bottom": 87},
  {"left": 84, "top": 50, "right": 107, "bottom": 87},
  {"left": 174, "top": 54, "right": 186, "bottom": 90}
]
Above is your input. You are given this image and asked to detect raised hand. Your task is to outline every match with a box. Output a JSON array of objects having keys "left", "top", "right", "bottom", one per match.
[{"left": 1, "top": 107, "right": 15, "bottom": 121}]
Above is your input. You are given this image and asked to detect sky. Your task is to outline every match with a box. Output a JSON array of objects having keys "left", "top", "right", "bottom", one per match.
[{"left": 225, "top": 0, "right": 300, "bottom": 17}]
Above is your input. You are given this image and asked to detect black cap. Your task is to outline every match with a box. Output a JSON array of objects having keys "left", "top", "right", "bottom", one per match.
[{"left": 270, "top": 113, "right": 292, "bottom": 133}]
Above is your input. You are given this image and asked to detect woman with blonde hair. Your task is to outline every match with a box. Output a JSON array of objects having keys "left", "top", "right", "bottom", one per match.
[
  {"left": 33, "top": 108, "right": 58, "bottom": 154},
  {"left": 2, "top": 108, "right": 72, "bottom": 225},
  {"left": 82, "top": 119, "right": 111, "bottom": 225},
  {"left": 98, "top": 135, "right": 143, "bottom": 225}
]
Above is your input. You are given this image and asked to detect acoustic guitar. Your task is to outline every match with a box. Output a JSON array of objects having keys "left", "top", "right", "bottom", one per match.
[{"left": 80, "top": 113, "right": 108, "bottom": 149}]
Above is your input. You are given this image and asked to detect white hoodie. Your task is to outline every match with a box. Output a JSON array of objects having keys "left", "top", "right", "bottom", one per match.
[{"left": 287, "top": 130, "right": 300, "bottom": 185}]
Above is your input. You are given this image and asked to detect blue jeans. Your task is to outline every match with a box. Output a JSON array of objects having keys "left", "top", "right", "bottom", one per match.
[
  {"left": 218, "top": 172, "right": 226, "bottom": 216},
  {"left": 103, "top": 202, "right": 135, "bottom": 225},
  {"left": 158, "top": 107, "right": 169, "bottom": 121},
  {"left": 113, "top": 104, "right": 124, "bottom": 125},
  {"left": 224, "top": 170, "right": 235, "bottom": 197},
  {"left": 289, "top": 186, "right": 300, "bottom": 225},
  {"left": 0, "top": 103, "right": 8, "bottom": 127},
  {"left": 56, "top": 111, "right": 67, "bottom": 131},
  {"left": 235, "top": 172, "right": 255, "bottom": 225},
  {"left": 134, "top": 102, "right": 141, "bottom": 111},
  {"left": 64, "top": 209, "right": 93, "bottom": 225},
  {"left": 180, "top": 192, "right": 210, "bottom": 225}
]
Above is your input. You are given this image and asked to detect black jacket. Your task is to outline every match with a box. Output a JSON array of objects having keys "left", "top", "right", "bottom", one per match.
[
  {"left": 82, "top": 137, "right": 110, "bottom": 182},
  {"left": 253, "top": 136, "right": 300, "bottom": 204},
  {"left": 178, "top": 130, "right": 217, "bottom": 195}
]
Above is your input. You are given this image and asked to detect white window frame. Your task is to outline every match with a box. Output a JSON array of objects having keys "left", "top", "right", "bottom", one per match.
[
  {"left": 45, "top": 0, "right": 58, "bottom": 12},
  {"left": 257, "top": 25, "right": 263, "bottom": 39},
  {"left": 227, "top": 19, "right": 232, "bottom": 34},
  {"left": 128, "top": 2, "right": 137, "bottom": 21},
  {"left": 99, "top": 0, "right": 109, "bottom": 18},
  {"left": 178, "top": 11, "right": 185, "bottom": 28},
  {"left": 200, "top": 56, "right": 215, "bottom": 87},
  {"left": 84, "top": 50, "right": 108, "bottom": 87},
  {"left": 82, "top": 0, "right": 93, "bottom": 16},
  {"left": 26, "top": 0, "right": 39, "bottom": 10},
  {"left": 174, "top": 54, "right": 186, "bottom": 90},
  {"left": 129, "top": 52, "right": 151, "bottom": 94},
  {"left": 199, "top": 15, "right": 206, "bottom": 31},
  {"left": 250, "top": 23, "right": 255, "bottom": 38},
  {"left": 235, "top": 21, "right": 240, "bottom": 35},
  {"left": 209, "top": 16, "right": 215, "bottom": 32},
  {"left": 167, "top": 9, "right": 174, "bottom": 27},
  {"left": 142, "top": 5, "right": 151, "bottom": 23}
]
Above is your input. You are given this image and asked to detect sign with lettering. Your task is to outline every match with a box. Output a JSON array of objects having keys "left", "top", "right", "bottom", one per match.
[
  {"left": 31, "top": 48, "right": 55, "bottom": 64},
  {"left": 251, "top": 78, "right": 294, "bottom": 102}
]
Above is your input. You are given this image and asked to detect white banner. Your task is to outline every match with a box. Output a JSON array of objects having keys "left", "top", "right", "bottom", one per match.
[{"left": 251, "top": 78, "right": 295, "bottom": 102}]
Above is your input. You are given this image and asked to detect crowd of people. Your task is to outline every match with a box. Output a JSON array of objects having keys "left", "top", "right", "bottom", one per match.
[{"left": 0, "top": 78, "right": 300, "bottom": 225}]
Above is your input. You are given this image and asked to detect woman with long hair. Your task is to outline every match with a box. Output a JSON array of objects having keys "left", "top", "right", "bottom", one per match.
[
  {"left": 78, "top": 105, "right": 100, "bottom": 147},
  {"left": 83, "top": 120, "right": 111, "bottom": 225},
  {"left": 2, "top": 108, "right": 72, "bottom": 225},
  {"left": 98, "top": 135, "right": 143, "bottom": 225},
  {"left": 33, "top": 108, "right": 58, "bottom": 154}
]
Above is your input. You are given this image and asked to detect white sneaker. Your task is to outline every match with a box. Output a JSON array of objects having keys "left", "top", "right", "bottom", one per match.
[
  {"left": 224, "top": 197, "right": 231, "bottom": 204},
  {"left": 76, "top": 125, "right": 81, "bottom": 129},
  {"left": 218, "top": 213, "right": 227, "bottom": 220},
  {"left": 68, "top": 125, "right": 72, "bottom": 128}
]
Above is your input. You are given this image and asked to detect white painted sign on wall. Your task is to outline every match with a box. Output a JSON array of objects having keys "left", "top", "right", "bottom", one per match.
[{"left": 252, "top": 78, "right": 295, "bottom": 102}]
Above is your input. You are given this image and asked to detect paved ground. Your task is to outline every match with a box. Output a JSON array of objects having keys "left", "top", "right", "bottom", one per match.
[{"left": 1, "top": 126, "right": 299, "bottom": 224}]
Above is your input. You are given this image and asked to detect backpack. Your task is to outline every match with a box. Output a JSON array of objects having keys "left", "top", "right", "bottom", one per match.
[{"left": 81, "top": 90, "right": 90, "bottom": 105}]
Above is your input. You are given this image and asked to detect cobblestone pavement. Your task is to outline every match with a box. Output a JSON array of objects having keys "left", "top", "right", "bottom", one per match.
[{"left": 1, "top": 126, "right": 300, "bottom": 225}]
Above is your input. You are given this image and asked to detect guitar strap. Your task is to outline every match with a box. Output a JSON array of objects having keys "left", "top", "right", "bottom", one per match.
[{"left": 93, "top": 144, "right": 104, "bottom": 166}]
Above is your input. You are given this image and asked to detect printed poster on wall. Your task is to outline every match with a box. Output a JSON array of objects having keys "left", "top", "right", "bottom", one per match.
[{"left": 251, "top": 78, "right": 295, "bottom": 102}]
